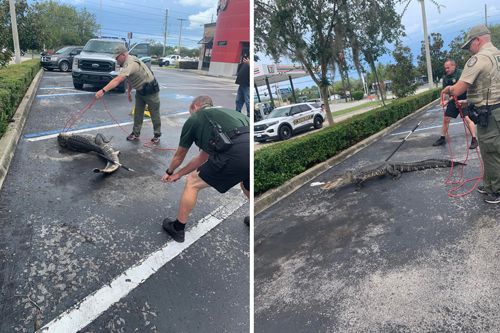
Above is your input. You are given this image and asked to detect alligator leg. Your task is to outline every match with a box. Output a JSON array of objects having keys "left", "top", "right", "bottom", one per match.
[{"left": 386, "top": 165, "right": 402, "bottom": 180}]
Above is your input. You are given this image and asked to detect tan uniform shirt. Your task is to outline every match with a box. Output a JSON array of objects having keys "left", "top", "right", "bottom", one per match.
[
  {"left": 459, "top": 42, "right": 500, "bottom": 107},
  {"left": 118, "top": 55, "right": 154, "bottom": 91}
]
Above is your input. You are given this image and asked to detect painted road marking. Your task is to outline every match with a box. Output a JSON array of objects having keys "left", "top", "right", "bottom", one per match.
[
  {"left": 24, "top": 112, "right": 190, "bottom": 142},
  {"left": 36, "top": 198, "right": 247, "bottom": 333},
  {"left": 37, "top": 92, "right": 95, "bottom": 98},
  {"left": 391, "top": 121, "right": 465, "bottom": 136}
]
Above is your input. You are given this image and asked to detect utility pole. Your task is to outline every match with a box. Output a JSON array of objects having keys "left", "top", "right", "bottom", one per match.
[
  {"left": 418, "top": 0, "right": 434, "bottom": 90},
  {"left": 485, "top": 4, "right": 488, "bottom": 26},
  {"left": 163, "top": 8, "right": 169, "bottom": 57},
  {"left": 99, "top": 0, "right": 102, "bottom": 37},
  {"left": 8, "top": 0, "right": 21, "bottom": 64},
  {"left": 177, "top": 18, "right": 187, "bottom": 56}
]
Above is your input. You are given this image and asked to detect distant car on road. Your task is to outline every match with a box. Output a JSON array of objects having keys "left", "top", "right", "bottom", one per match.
[
  {"left": 41, "top": 46, "right": 83, "bottom": 72},
  {"left": 158, "top": 54, "right": 181, "bottom": 67},
  {"left": 254, "top": 102, "right": 325, "bottom": 142}
]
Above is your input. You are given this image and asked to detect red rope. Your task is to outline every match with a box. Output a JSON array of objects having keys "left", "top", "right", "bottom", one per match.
[
  {"left": 99, "top": 98, "right": 177, "bottom": 151},
  {"left": 62, "top": 98, "right": 97, "bottom": 132},
  {"left": 441, "top": 95, "right": 483, "bottom": 198}
]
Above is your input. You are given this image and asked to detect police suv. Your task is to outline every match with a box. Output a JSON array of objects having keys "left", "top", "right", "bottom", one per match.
[{"left": 254, "top": 102, "right": 325, "bottom": 142}]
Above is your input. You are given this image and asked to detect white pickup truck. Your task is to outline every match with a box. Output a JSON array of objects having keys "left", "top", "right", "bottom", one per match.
[{"left": 158, "top": 55, "right": 181, "bottom": 67}]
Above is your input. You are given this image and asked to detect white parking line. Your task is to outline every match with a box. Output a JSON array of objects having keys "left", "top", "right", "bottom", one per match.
[
  {"left": 37, "top": 197, "right": 247, "bottom": 333},
  {"left": 390, "top": 121, "right": 465, "bottom": 136}
]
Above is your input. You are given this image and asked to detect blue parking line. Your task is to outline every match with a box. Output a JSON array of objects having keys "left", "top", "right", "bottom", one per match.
[
  {"left": 24, "top": 110, "right": 189, "bottom": 139},
  {"left": 36, "top": 92, "right": 95, "bottom": 98},
  {"left": 23, "top": 121, "right": 117, "bottom": 138}
]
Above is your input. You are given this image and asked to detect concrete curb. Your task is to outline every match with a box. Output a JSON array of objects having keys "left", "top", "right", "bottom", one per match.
[
  {"left": 254, "top": 98, "right": 440, "bottom": 215},
  {"left": 0, "top": 69, "right": 43, "bottom": 191}
]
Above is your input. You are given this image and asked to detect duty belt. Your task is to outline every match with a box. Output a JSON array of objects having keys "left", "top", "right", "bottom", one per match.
[{"left": 226, "top": 126, "right": 249, "bottom": 139}]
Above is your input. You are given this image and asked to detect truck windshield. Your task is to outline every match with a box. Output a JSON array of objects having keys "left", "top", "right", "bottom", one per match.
[{"left": 83, "top": 41, "right": 124, "bottom": 54}]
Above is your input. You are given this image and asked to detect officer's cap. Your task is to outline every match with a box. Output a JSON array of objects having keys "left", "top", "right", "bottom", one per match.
[
  {"left": 461, "top": 24, "right": 491, "bottom": 50},
  {"left": 113, "top": 44, "right": 129, "bottom": 58}
]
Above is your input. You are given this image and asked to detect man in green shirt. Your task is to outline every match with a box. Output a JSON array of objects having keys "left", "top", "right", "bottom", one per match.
[
  {"left": 161, "top": 96, "right": 250, "bottom": 242},
  {"left": 433, "top": 59, "right": 477, "bottom": 149}
]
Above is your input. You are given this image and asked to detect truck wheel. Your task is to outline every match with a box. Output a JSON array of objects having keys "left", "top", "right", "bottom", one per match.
[
  {"left": 73, "top": 81, "right": 83, "bottom": 90},
  {"left": 165, "top": 60, "right": 170, "bottom": 66},
  {"left": 59, "top": 61, "right": 70, "bottom": 72},
  {"left": 159, "top": 62, "right": 163, "bottom": 67},
  {"left": 278, "top": 124, "right": 292, "bottom": 140}
]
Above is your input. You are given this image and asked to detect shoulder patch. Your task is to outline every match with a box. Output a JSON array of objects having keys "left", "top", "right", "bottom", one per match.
[{"left": 467, "top": 56, "right": 478, "bottom": 67}]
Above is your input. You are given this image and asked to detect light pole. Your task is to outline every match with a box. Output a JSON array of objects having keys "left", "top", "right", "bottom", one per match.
[
  {"left": 8, "top": 0, "right": 21, "bottom": 64},
  {"left": 418, "top": 0, "right": 434, "bottom": 89}
]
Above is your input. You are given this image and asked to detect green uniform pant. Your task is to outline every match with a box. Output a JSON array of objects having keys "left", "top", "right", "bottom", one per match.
[
  {"left": 133, "top": 91, "right": 161, "bottom": 137},
  {"left": 477, "top": 106, "right": 500, "bottom": 194}
]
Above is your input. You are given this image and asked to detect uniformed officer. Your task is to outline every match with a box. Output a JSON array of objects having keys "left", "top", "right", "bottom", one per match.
[
  {"left": 441, "top": 24, "right": 500, "bottom": 204},
  {"left": 160, "top": 95, "right": 250, "bottom": 242},
  {"left": 433, "top": 59, "right": 477, "bottom": 149},
  {"left": 95, "top": 44, "right": 162, "bottom": 144}
]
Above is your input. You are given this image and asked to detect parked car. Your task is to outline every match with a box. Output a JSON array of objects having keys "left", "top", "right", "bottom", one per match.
[
  {"left": 158, "top": 54, "right": 181, "bottom": 67},
  {"left": 72, "top": 38, "right": 150, "bottom": 92},
  {"left": 254, "top": 102, "right": 325, "bottom": 142},
  {"left": 41, "top": 46, "right": 83, "bottom": 72}
]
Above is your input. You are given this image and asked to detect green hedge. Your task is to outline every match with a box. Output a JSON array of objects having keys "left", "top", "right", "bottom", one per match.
[
  {"left": 255, "top": 89, "right": 440, "bottom": 194},
  {"left": 0, "top": 60, "right": 40, "bottom": 137}
]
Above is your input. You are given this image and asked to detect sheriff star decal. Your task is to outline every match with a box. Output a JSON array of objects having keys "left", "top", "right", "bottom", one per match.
[{"left": 467, "top": 56, "right": 478, "bottom": 67}]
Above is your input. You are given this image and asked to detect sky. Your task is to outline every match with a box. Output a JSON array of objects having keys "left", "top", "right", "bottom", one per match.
[
  {"left": 256, "top": 0, "right": 500, "bottom": 93},
  {"left": 48, "top": 0, "right": 220, "bottom": 49}
]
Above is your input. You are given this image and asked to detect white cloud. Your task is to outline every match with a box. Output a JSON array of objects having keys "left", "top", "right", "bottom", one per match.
[
  {"left": 188, "top": 6, "right": 217, "bottom": 29},
  {"left": 177, "top": 0, "right": 216, "bottom": 9}
]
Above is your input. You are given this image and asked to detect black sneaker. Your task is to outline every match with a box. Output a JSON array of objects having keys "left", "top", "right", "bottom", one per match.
[
  {"left": 244, "top": 216, "right": 249, "bottom": 226},
  {"left": 469, "top": 137, "right": 478, "bottom": 149},
  {"left": 162, "top": 219, "right": 185, "bottom": 242},
  {"left": 433, "top": 136, "right": 446, "bottom": 146},
  {"left": 477, "top": 185, "right": 487, "bottom": 194},
  {"left": 484, "top": 193, "right": 500, "bottom": 204},
  {"left": 151, "top": 134, "right": 161, "bottom": 144},
  {"left": 126, "top": 133, "right": 139, "bottom": 141}
]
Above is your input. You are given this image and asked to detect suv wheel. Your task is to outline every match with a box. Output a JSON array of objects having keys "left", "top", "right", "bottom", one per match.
[
  {"left": 278, "top": 124, "right": 292, "bottom": 140},
  {"left": 164, "top": 60, "right": 170, "bottom": 66},
  {"left": 59, "top": 61, "right": 70, "bottom": 72},
  {"left": 158, "top": 62, "right": 163, "bottom": 67},
  {"left": 73, "top": 81, "right": 83, "bottom": 90},
  {"left": 313, "top": 116, "right": 323, "bottom": 129}
]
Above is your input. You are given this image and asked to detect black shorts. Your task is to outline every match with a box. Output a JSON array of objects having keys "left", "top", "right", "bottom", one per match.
[
  {"left": 199, "top": 134, "right": 250, "bottom": 193},
  {"left": 445, "top": 100, "right": 469, "bottom": 118}
]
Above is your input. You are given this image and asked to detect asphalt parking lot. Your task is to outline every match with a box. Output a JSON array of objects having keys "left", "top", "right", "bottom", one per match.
[
  {"left": 0, "top": 67, "right": 249, "bottom": 332},
  {"left": 255, "top": 101, "right": 500, "bottom": 332}
]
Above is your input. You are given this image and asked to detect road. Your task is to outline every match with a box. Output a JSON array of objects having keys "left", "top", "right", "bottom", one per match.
[
  {"left": 0, "top": 67, "right": 249, "bottom": 333},
  {"left": 255, "top": 101, "right": 500, "bottom": 332}
]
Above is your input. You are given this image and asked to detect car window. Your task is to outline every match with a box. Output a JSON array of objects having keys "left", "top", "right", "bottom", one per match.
[
  {"left": 55, "top": 46, "right": 72, "bottom": 54},
  {"left": 311, "top": 103, "right": 321, "bottom": 109},
  {"left": 299, "top": 104, "right": 312, "bottom": 112},
  {"left": 267, "top": 107, "right": 291, "bottom": 118},
  {"left": 129, "top": 43, "right": 150, "bottom": 57},
  {"left": 290, "top": 106, "right": 303, "bottom": 115}
]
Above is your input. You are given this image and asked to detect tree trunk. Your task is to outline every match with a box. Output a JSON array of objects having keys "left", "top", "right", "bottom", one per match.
[
  {"left": 369, "top": 57, "right": 386, "bottom": 106},
  {"left": 321, "top": 85, "right": 335, "bottom": 126}
]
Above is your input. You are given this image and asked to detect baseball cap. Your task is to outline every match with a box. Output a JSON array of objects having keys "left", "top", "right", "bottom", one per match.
[
  {"left": 113, "top": 44, "right": 128, "bottom": 58},
  {"left": 461, "top": 24, "right": 491, "bottom": 50}
]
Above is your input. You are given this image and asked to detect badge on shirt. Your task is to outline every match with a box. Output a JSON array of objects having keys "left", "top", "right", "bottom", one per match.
[
  {"left": 467, "top": 56, "right": 478, "bottom": 67},
  {"left": 452, "top": 78, "right": 456, "bottom": 83}
]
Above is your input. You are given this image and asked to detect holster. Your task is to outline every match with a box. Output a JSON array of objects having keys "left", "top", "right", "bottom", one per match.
[
  {"left": 468, "top": 104, "right": 491, "bottom": 128},
  {"left": 138, "top": 79, "right": 159, "bottom": 96}
]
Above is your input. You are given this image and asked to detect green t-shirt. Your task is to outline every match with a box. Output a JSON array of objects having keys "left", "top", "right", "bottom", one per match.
[
  {"left": 179, "top": 107, "right": 249, "bottom": 152},
  {"left": 443, "top": 68, "right": 466, "bottom": 100}
]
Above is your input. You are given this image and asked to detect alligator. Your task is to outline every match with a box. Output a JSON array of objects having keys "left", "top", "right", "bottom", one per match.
[
  {"left": 57, "top": 132, "right": 121, "bottom": 174},
  {"left": 321, "top": 159, "right": 466, "bottom": 190}
]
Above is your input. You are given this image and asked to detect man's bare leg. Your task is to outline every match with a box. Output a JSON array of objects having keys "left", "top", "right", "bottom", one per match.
[{"left": 177, "top": 171, "right": 210, "bottom": 224}]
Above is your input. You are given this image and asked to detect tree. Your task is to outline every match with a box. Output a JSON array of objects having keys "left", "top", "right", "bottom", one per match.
[
  {"left": 489, "top": 24, "right": 500, "bottom": 48},
  {"left": 388, "top": 43, "right": 417, "bottom": 98},
  {"left": 255, "top": 0, "right": 349, "bottom": 126},
  {"left": 417, "top": 32, "right": 446, "bottom": 83},
  {"left": 446, "top": 31, "right": 468, "bottom": 69},
  {"left": 345, "top": 0, "right": 404, "bottom": 105}
]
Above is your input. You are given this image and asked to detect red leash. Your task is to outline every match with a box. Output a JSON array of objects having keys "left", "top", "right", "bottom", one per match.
[
  {"left": 441, "top": 95, "right": 483, "bottom": 198},
  {"left": 61, "top": 96, "right": 177, "bottom": 152}
]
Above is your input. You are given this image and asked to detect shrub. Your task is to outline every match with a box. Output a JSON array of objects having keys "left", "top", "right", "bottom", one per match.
[
  {"left": 351, "top": 91, "right": 364, "bottom": 100},
  {"left": 255, "top": 89, "right": 440, "bottom": 194},
  {"left": 178, "top": 61, "right": 198, "bottom": 69},
  {"left": 0, "top": 60, "right": 40, "bottom": 137}
]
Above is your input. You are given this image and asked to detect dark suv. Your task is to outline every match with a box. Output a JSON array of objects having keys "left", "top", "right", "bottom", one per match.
[
  {"left": 41, "top": 46, "right": 83, "bottom": 72},
  {"left": 72, "top": 38, "right": 150, "bottom": 93}
]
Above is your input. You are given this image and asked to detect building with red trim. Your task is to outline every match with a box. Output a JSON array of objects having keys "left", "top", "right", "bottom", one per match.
[{"left": 208, "top": 0, "right": 249, "bottom": 76}]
